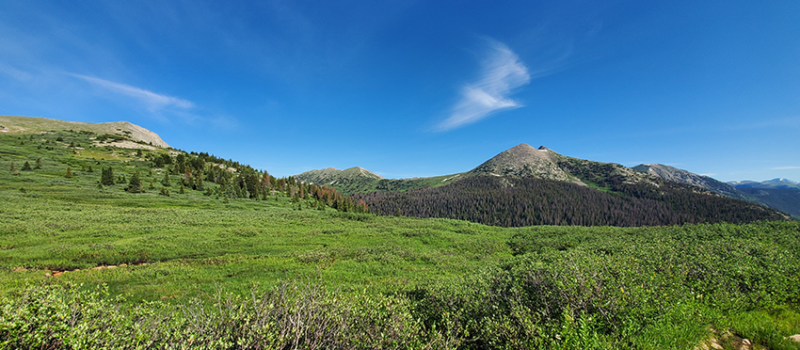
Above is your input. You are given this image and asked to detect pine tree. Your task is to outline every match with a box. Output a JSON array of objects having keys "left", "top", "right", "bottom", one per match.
[
  {"left": 64, "top": 167, "right": 73, "bottom": 178},
  {"left": 88, "top": 165, "right": 93, "bottom": 173},
  {"left": 126, "top": 172, "right": 144, "bottom": 193},
  {"left": 35, "top": 158, "right": 42, "bottom": 169},
  {"left": 21, "top": 161, "right": 32, "bottom": 171},
  {"left": 179, "top": 183, "right": 185, "bottom": 194},
  {"left": 159, "top": 187, "right": 170, "bottom": 196},
  {"left": 10, "top": 161, "right": 17, "bottom": 175},
  {"left": 161, "top": 172, "right": 171, "bottom": 187},
  {"left": 101, "top": 167, "right": 115, "bottom": 186},
  {"left": 195, "top": 171, "right": 204, "bottom": 191},
  {"left": 149, "top": 179, "right": 156, "bottom": 190}
]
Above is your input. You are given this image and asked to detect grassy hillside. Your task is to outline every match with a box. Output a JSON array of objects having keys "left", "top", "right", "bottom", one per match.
[
  {"left": 0, "top": 115, "right": 169, "bottom": 148},
  {"left": 1, "top": 122, "right": 799, "bottom": 349}
]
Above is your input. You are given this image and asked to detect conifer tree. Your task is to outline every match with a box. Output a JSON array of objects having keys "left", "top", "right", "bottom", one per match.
[
  {"left": 21, "top": 161, "right": 32, "bottom": 171},
  {"left": 65, "top": 167, "right": 73, "bottom": 178},
  {"left": 194, "top": 171, "right": 205, "bottom": 191},
  {"left": 88, "top": 165, "right": 93, "bottom": 173},
  {"left": 10, "top": 161, "right": 17, "bottom": 174},
  {"left": 126, "top": 172, "right": 144, "bottom": 193},
  {"left": 179, "top": 183, "right": 185, "bottom": 194},
  {"left": 101, "top": 167, "right": 115, "bottom": 186},
  {"left": 161, "top": 172, "right": 171, "bottom": 187}
]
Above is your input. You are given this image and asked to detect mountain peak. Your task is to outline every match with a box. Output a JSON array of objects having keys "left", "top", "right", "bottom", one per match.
[
  {"left": 295, "top": 165, "right": 383, "bottom": 186},
  {"left": 731, "top": 178, "right": 800, "bottom": 190},
  {"left": 470, "top": 143, "right": 577, "bottom": 183}
]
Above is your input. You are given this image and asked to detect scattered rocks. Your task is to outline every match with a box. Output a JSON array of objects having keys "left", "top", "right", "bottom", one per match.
[
  {"left": 698, "top": 329, "right": 752, "bottom": 350},
  {"left": 739, "top": 338, "right": 751, "bottom": 350}
]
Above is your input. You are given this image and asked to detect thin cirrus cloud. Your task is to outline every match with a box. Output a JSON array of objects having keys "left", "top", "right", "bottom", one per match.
[
  {"left": 437, "top": 39, "right": 531, "bottom": 131},
  {"left": 69, "top": 73, "right": 194, "bottom": 112},
  {"left": 772, "top": 166, "right": 800, "bottom": 170}
]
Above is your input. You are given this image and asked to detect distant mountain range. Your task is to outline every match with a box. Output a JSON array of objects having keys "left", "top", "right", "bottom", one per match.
[
  {"left": 297, "top": 144, "right": 786, "bottom": 226},
  {"left": 2, "top": 115, "right": 793, "bottom": 226},
  {"left": 729, "top": 178, "right": 800, "bottom": 190},
  {"left": 296, "top": 144, "right": 797, "bottom": 223}
]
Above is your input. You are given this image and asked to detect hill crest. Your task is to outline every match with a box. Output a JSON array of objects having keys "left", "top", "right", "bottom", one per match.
[
  {"left": 295, "top": 166, "right": 383, "bottom": 186},
  {"left": 0, "top": 115, "right": 169, "bottom": 148},
  {"left": 632, "top": 163, "right": 746, "bottom": 199},
  {"left": 469, "top": 143, "right": 582, "bottom": 184}
]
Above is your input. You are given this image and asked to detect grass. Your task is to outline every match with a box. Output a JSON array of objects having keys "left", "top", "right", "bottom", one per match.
[
  {"left": 1, "top": 126, "right": 799, "bottom": 348},
  {"left": 0, "top": 191, "right": 508, "bottom": 302}
]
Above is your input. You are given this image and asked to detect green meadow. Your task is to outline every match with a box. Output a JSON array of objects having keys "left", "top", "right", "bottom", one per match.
[{"left": 1, "top": 130, "right": 799, "bottom": 349}]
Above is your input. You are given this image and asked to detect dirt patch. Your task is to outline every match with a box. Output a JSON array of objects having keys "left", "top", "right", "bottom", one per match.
[
  {"left": 44, "top": 262, "right": 148, "bottom": 277},
  {"left": 93, "top": 140, "right": 161, "bottom": 151}
]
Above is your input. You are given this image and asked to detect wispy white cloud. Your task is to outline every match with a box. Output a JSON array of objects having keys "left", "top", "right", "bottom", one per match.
[
  {"left": 772, "top": 166, "right": 800, "bottom": 170},
  {"left": 437, "top": 39, "right": 530, "bottom": 131},
  {"left": 69, "top": 73, "right": 194, "bottom": 112},
  {"left": 0, "top": 63, "right": 33, "bottom": 82}
]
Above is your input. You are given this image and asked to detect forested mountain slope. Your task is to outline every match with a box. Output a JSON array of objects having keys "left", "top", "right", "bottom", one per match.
[{"left": 354, "top": 174, "right": 784, "bottom": 227}]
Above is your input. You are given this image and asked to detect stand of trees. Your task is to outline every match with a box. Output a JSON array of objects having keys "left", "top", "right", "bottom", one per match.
[{"left": 353, "top": 175, "right": 783, "bottom": 227}]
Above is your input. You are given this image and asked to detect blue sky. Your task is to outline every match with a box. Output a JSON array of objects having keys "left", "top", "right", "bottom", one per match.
[{"left": 1, "top": 1, "right": 798, "bottom": 182}]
